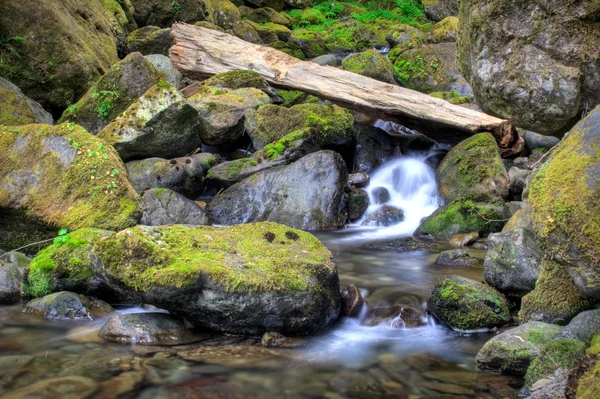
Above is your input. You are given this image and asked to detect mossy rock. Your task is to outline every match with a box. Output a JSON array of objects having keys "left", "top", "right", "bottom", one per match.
[
  {"left": 524, "top": 338, "right": 585, "bottom": 388},
  {"left": 429, "top": 90, "right": 471, "bottom": 105},
  {"left": 58, "top": 52, "right": 161, "bottom": 135},
  {"left": 0, "top": 123, "right": 141, "bottom": 234},
  {"left": 246, "top": 21, "right": 291, "bottom": 43},
  {"left": 529, "top": 106, "right": 600, "bottom": 299},
  {"left": 519, "top": 259, "right": 596, "bottom": 325},
  {"left": 415, "top": 200, "right": 505, "bottom": 239},
  {"left": 97, "top": 81, "right": 201, "bottom": 162},
  {"left": 241, "top": 7, "right": 291, "bottom": 27},
  {"left": 201, "top": 70, "right": 269, "bottom": 90},
  {"left": 275, "top": 90, "right": 319, "bottom": 107},
  {"left": 231, "top": 21, "right": 264, "bottom": 44},
  {"left": 24, "top": 291, "right": 113, "bottom": 320},
  {"left": 126, "top": 26, "right": 172, "bottom": 56},
  {"left": 205, "top": 0, "right": 241, "bottom": 29},
  {"left": 245, "top": 103, "right": 354, "bottom": 150},
  {"left": 0, "top": 77, "right": 53, "bottom": 126},
  {"left": 23, "top": 223, "right": 341, "bottom": 335},
  {"left": 269, "top": 41, "right": 306, "bottom": 60},
  {"left": 289, "top": 30, "right": 327, "bottom": 59},
  {"left": 341, "top": 49, "right": 396, "bottom": 85},
  {"left": 429, "top": 16, "right": 459, "bottom": 43},
  {"left": 476, "top": 321, "right": 562, "bottom": 375},
  {"left": 0, "top": 0, "right": 125, "bottom": 116},
  {"left": 576, "top": 334, "right": 600, "bottom": 399},
  {"left": 129, "top": 0, "right": 207, "bottom": 28},
  {"left": 422, "top": 0, "right": 458, "bottom": 21},
  {"left": 427, "top": 275, "right": 511, "bottom": 331},
  {"left": 437, "top": 133, "right": 509, "bottom": 203}
]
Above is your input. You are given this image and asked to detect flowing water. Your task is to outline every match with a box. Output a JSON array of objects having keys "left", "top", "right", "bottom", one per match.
[{"left": 0, "top": 154, "right": 522, "bottom": 398}]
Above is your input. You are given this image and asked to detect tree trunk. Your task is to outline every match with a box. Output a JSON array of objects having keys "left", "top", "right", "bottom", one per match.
[{"left": 169, "top": 23, "right": 524, "bottom": 156}]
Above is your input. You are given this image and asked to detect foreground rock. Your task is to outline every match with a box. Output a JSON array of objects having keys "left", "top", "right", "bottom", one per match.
[
  {"left": 0, "top": 78, "right": 53, "bottom": 126},
  {"left": 24, "top": 223, "right": 340, "bottom": 335},
  {"left": 0, "top": 123, "right": 141, "bottom": 232},
  {"left": 524, "top": 338, "right": 585, "bottom": 389},
  {"left": 427, "top": 275, "right": 510, "bottom": 331},
  {"left": 141, "top": 188, "right": 209, "bottom": 226},
  {"left": 529, "top": 106, "right": 600, "bottom": 299},
  {"left": 99, "top": 313, "right": 205, "bottom": 345},
  {"left": 25, "top": 292, "right": 113, "bottom": 320},
  {"left": 208, "top": 151, "right": 347, "bottom": 230},
  {"left": 476, "top": 322, "right": 562, "bottom": 374},
  {"left": 126, "top": 156, "right": 204, "bottom": 198}
]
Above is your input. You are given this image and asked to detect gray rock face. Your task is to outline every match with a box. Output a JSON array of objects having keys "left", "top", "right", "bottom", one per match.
[
  {"left": 128, "top": 27, "right": 172, "bottom": 56},
  {"left": 509, "top": 167, "right": 531, "bottom": 200},
  {"left": 352, "top": 124, "right": 399, "bottom": 174},
  {"left": 476, "top": 321, "right": 562, "bottom": 374},
  {"left": 0, "top": 260, "right": 23, "bottom": 304},
  {"left": 0, "top": 77, "right": 53, "bottom": 126},
  {"left": 484, "top": 228, "right": 543, "bottom": 298},
  {"left": 25, "top": 292, "right": 113, "bottom": 320},
  {"left": 126, "top": 156, "right": 205, "bottom": 198},
  {"left": 560, "top": 309, "right": 600, "bottom": 344},
  {"left": 522, "top": 129, "right": 561, "bottom": 152},
  {"left": 99, "top": 313, "right": 205, "bottom": 345},
  {"left": 208, "top": 151, "right": 347, "bottom": 230},
  {"left": 130, "top": 0, "right": 207, "bottom": 27},
  {"left": 141, "top": 188, "right": 209, "bottom": 226},
  {"left": 145, "top": 54, "right": 183, "bottom": 89},
  {"left": 434, "top": 249, "right": 478, "bottom": 267},
  {"left": 361, "top": 206, "right": 405, "bottom": 227},
  {"left": 458, "top": 0, "right": 600, "bottom": 135},
  {"left": 312, "top": 54, "right": 339, "bottom": 67},
  {"left": 423, "top": 0, "right": 458, "bottom": 21}
]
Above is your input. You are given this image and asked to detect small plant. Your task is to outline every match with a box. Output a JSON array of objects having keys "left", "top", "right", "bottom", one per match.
[
  {"left": 172, "top": 0, "right": 181, "bottom": 14},
  {"left": 0, "top": 34, "right": 26, "bottom": 62},
  {"left": 53, "top": 228, "right": 69, "bottom": 247},
  {"left": 91, "top": 89, "right": 120, "bottom": 119}
]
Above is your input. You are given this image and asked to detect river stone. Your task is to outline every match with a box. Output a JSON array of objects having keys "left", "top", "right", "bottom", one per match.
[
  {"left": 130, "top": 0, "right": 207, "bottom": 27},
  {"left": 0, "top": 77, "right": 53, "bottom": 126},
  {"left": 0, "top": 376, "right": 99, "bottom": 399},
  {"left": 458, "top": 0, "right": 600, "bottom": 135},
  {"left": 362, "top": 305, "right": 425, "bottom": 328},
  {"left": 361, "top": 206, "right": 405, "bottom": 227},
  {"left": 126, "top": 156, "right": 204, "bottom": 198},
  {"left": 503, "top": 203, "right": 533, "bottom": 232},
  {"left": 141, "top": 188, "right": 209, "bottom": 226},
  {"left": 97, "top": 81, "right": 201, "bottom": 162},
  {"left": 371, "top": 187, "right": 391, "bottom": 205},
  {"left": 427, "top": 275, "right": 511, "bottom": 331},
  {"left": 206, "top": 0, "right": 241, "bottom": 29},
  {"left": 188, "top": 86, "right": 272, "bottom": 147},
  {"left": 25, "top": 292, "right": 113, "bottom": 320},
  {"left": 434, "top": 249, "right": 478, "bottom": 268},
  {"left": 261, "top": 331, "right": 286, "bottom": 347},
  {"left": 340, "top": 284, "right": 366, "bottom": 318},
  {"left": 23, "top": 223, "right": 341, "bottom": 336},
  {"left": 0, "top": 123, "right": 141, "bottom": 232},
  {"left": 523, "top": 130, "right": 561, "bottom": 152},
  {"left": 476, "top": 321, "right": 562, "bottom": 374},
  {"left": 348, "top": 172, "right": 369, "bottom": 188},
  {"left": 99, "top": 313, "right": 203, "bottom": 345},
  {"left": 58, "top": 52, "right": 160, "bottom": 135},
  {"left": 437, "top": 133, "right": 509, "bottom": 203},
  {"left": 0, "top": 261, "right": 22, "bottom": 304},
  {"left": 560, "top": 310, "right": 600, "bottom": 344},
  {"left": 208, "top": 151, "right": 347, "bottom": 230},
  {"left": 145, "top": 55, "right": 183, "bottom": 89},
  {"left": 529, "top": 106, "right": 600, "bottom": 299},
  {"left": 0, "top": 355, "right": 34, "bottom": 377},
  {"left": 128, "top": 27, "right": 172, "bottom": 56},
  {"left": 449, "top": 232, "right": 479, "bottom": 247},
  {"left": 484, "top": 228, "right": 543, "bottom": 298},
  {"left": 423, "top": 0, "right": 458, "bottom": 21},
  {"left": 346, "top": 188, "right": 369, "bottom": 221},
  {"left": 342, "top": 49, "right": 396, "bottom": 85}
]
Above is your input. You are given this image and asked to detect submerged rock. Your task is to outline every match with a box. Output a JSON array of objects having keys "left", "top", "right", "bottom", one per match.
[
  {"left": 427, "top": 275, "right": 511, "bottom": 331},
  {"left": 99, "top": 313, "right": 204, "bottom": 345},
  {"left": 434, "top": 249, "right": 478, "bottom": 268},
  {"left": 23, "top": 223, "right": 341, "bottom": 335},
  {"left": 25, "top": 291, "right": 113, "bottom": 320},
  {"left": 126, "top": 156, "right": 204, "bottom": 198},
  {"left": 362, "top": 305, "right": 425, "bottom": 328},
  {"left": 261, "top": 331, "right": 286, "bottom": 347},
  {"left": 0, "top": 376, "right": 99, "bottom": 399},
  {"left": 0, "top": 78, "right": 53, "bottom": 126},
  {"left": 140, "top": 188, "right": 209, "bottom": 226}
]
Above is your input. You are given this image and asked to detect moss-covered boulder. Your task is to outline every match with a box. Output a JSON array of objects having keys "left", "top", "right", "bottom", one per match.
[
  {"left": 245, "top": 103, "right": 354, "bottom": 150},
  {"left": 429, "top": 16, "right": 459, "bottom": 43},
  {"left": 58, "top": 52, "right": 161, "bottom": 135},
  {"left": 525, "top": 338, "right": 585, "bottom": 388},
  {"left": 201, "top": 70, "right": 269, "bottom": 90},
  {"left": 23, "top": 223, "right": 341, "bottom": 335},
  {"left": 246, "top": 21, "right": 291, "bottom": 43},
  {"left": 141, "top": 188, "right": 209, "bottom": 226},
  {"left": 205, "top": 0, "right": 241, "bottom": 29},
  {"left": 0, "top": 0, "right": 127, "bottom": 116},
  {"left": 97, "top": 81, "right": 200, "bottom": 161},
  {"left": 341, "top": 50, "right": 396, "bottom": 85},
  {"left": 415, "top": 200, "right": 504, "bottom": 239},
  {"left": 208, "top": 151, "right": 347, "bottom": 230},
  {"left": 231, "top": 21, "right": 264, "bottom": 44},
  {"left": 0, "top": 123, "right": 141, "bottom": 232},
  {"left": 126, "top": 156, "right": 204, "bottom": 198},
  {"left": 0, "top": 78, "right": 53, "bottom": 126},
  {"left": 129, "top": 0, "right": 207, "bottom": 28},
  {"left": 126, "top": 26, "right": 172, "bottom": 56},
  {"left": 437, "top": 133, "right": 509, "bottom": 203},
  {"left": 458, "top": 0, "right": 600, "bottom": 135},
  {"left": 422, "top": 0, "right": 458, "bottom": 21},
  {"left": 427, "top": 275, "right": 511, "bottom": 331},
  {"left": 240, "top": 7, "right": 291, "bottom": 27},
  {"left": 269, "top": 41, "right": 306, "bottom": 60},
  {"left": 529, "top": 106, "right": 600, "bottom": 299},
  {"left": 188, "top": 87, "right": 272, "bottom": 147},
  {"left": 519, "top": 259, "right": 595, "bottom": 325},
  {"left": 476, "top": 321, "right": 562, "bottom": 374},
  {"left": 289, "top": 30, "right": 327, "bottom": 59}
]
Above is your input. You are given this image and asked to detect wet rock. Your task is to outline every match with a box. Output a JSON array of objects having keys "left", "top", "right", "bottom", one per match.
[
  {"left": 348, "top": 172, "right": 369, "bottom": 188},
  {"left": 99, "top": 313, "right": 205, "bottom": 345},
  {"left": 476, "top": 321, "right": 562, "bottom": 374},
  {"left": 503, "top": 203, "right": 533, "bottom": 232},
  {"left": 126, "top": 156, "right": 205, "bottom": 198},
  {"left": 560, "top": 309, "right": 600, "bottom": 343},
  {"left": 240, "top": 7, "right": 291, "bottom": 27},
  {"left": 0, "top": 261, "right": 23, "bottom": 304},
  {"left": 0, "top": 376, "right": 99, "bottom": 399},
  {"left": 58, "top": 52, "right": 160, "bottom": 135},
  {"left": 0, "top": 77, "right": 53, "bottom": 126},
  {"left": 340, "top": 284, "right": 366, "bottom": 318},
  {"left": 529, "top": 369, "right": 569, "bottom": 399},
  {"left": 141, "top": 188, "right": 209, "bottom": 226},
  {"left": 25, "top": 292, "right": 113, "bottom": 320},
  {"left": 508, "top": 167, "right": 531, "bottom": 200},
  {"left": 523, "top": 129, "right": 560, "bottom": 152},
  {"left": 352, "top": 124, "right": 399, "bottom": 174},
  {"left": 208, "top": 151, "right": 348, "bottom": 230},
  {"left": 524, "top": 339, "right": 585, "bottom": 388},
  {"left": 127, "top": 27, "right": 172, "bottom": 56},
  {"left": 363, "top": 237, "right": 439, "bottom": 252},
  {"left": 448, "top": 232, "right": 479, "bottom": 247},
  {"left": 427, "top": 275, "right": 511, "bottom": 331},
  {"left": 423, "top": 0, "right": 458, "bottom": 21},
  {"left": 24, "top": 223, "right": 341, "bottom": 336},
  {"left": 484, "top": 228, "right": 543, "bottom": 298},
  {"left": 312, "top": 54, "right": 339, "bottom": 66},
  {"left": 130, "top": 0, "right": 206, "bottom": 27},
  {"left": 97, "top": 81, "right": 201, "bottom": 162},
  {"left": 178, "top": 345, "right": 291, "bottom": 369},
  {"left": 346, "top": 188, "right": 370, "bottom": 221},
  {"left": 361, "top": 206, "right": 405, "bottom": 227},
  {"left": 434, "top": 249, "right": 478, "bottom": 268},
  {"left": 261, "top": 331, "right": 286, "bottom": 347},
  {"left": 145, "top": 54, "right": 183, "bottom": 89},
  {"left": 371, "top": 187, "right": 391, "bottom": 205},
  {"left": 342, "top": 49, "right": 396, "bottom": 85},
  {"left": 99, "top": 371, "right": 145, "bottom": 399},
  {"left": 362, "top": 305, "right": 425, "bottom": 328}
]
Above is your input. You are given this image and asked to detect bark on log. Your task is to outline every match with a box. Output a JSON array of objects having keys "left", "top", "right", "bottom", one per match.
[{"left": 169, "top": 23, "right": 524, "bottom": 156}]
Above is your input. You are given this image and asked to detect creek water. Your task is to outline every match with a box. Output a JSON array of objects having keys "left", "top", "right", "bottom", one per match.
[{"left": 0, "top": 154, "right": 522, "bottom": 398}]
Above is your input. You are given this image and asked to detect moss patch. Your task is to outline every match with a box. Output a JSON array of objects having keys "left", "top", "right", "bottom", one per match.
[
  {"left": 341, "top": 49, "right": 396, "bottom": 84},
  {"left": 202, "top": 70, "right": 269, "bottom": 89},
  {"left": 525, "top": 338, "right": 585, "bottom": 387}
]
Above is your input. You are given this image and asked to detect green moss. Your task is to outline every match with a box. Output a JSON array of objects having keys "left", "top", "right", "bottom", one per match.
[
  {"left": 262, "top": 129, "right": 309, "bottom": 159},
  {"left": 429, "top": 90, "right": 471, "bottom": 104},
  {"left": 206, "top": 158, "right": 258, "bottom": 181},
  {"left": 269, "top": 40, "right": 306, "bottom": 60},
  {"left": 202, "top": 70, "right": 269, "bottom": 89},
  {"left": 341, "top": 49, "right": 396, "bottom": 84},
  {"left": 417, "top": 200, "right": 504, "bottom": 238},
  {"left": 0, "top": 83, "right": 39, "bottom": 126},
  {"left": 525, "top": 339, "right": 585, "bottom": 387}
]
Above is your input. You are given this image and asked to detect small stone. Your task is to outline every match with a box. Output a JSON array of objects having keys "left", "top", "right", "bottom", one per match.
[
  {"left": 25, "top": 292, "right": 113, "bottom": 320},
  {"left": 261, "top": 332, "right": 286, "bottom": 347},
  {"left": 348, "top": 172, "right": 369, "bottom": 188},
  {"left": 434, "top": 249, "right": 478, "bottom": 267},
  {"left": 98, "top": 371, "right": 145, "bottom": 399},
  {"left": 361, "top": 206, "right": 405, "bottom": 227},
  {"left": 448, "top": 232, "right": 479, "bottom": 247},
  {"left": 371, "top": 187, "right": 391, "bottom": 204},
  {"left": 0, "top": 355, "right": 34, "bottom": 377},
  {"left": 340, "top": 284, "right": 366, "bottom": 318}
]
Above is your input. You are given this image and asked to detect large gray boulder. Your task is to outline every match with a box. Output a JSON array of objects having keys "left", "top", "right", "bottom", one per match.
[
  {"left": 458, "top": 0, "right": 600, "bottom": 135},
  {"left": 422, "top": 0, "right": 459, "bottom": 21},
  {"left": 560, "top": 309, "right": 600, "bottom": 344},
  {"left": 0, "top": 78, "right": 53, "bottom": 126},
  {"left": 141, "top": 188, "right": 209, "bottom": 226},
  {"left": 208, "top": 151, "right": 347, "bottom": 230}
]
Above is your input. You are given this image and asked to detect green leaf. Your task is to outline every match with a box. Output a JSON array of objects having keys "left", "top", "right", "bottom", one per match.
[{"left": 58, "top": 228, "right": 68, "bottom": 236}]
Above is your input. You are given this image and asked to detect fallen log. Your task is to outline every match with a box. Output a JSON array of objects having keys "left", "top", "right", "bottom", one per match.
[{"left": 169, "top": 23, "right": 524, "bottom": 156}]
